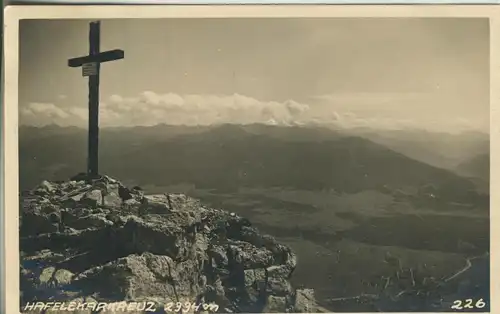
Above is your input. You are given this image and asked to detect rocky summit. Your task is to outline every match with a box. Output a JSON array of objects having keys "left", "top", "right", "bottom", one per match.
[{"left": 20, "top": 174, "right": 325, "bottom": 313}]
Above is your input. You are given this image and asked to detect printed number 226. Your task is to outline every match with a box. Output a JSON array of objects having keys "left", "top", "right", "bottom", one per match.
[{"left": 451, "top": 299, "right": 486, "bottom": 310}]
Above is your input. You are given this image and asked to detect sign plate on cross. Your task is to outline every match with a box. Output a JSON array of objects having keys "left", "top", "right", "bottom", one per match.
[{"left": 82, "top": 62, "right": 98, "bottom": 77}]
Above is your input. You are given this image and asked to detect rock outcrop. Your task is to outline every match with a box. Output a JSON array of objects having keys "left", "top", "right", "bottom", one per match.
[{"left": 20, "top": 174, "right": 325, "bottom": 313}]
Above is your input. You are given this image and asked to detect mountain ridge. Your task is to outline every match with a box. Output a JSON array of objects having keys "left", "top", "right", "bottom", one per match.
[
  {"left": 19, "top": 124, "right": 488, "bottom": 211},
  {"left": 19, "top": 123, "right": 490, "bottom": 136}
]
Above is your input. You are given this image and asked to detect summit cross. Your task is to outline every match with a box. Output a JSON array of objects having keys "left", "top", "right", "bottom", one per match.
[{"left": 68, "top": 21, "right": 124, "bottom": 178}]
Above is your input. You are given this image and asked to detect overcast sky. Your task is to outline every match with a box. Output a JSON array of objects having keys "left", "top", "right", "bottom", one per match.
[{"left": 19, "top": 18, "right": 489, "bottom": 133}]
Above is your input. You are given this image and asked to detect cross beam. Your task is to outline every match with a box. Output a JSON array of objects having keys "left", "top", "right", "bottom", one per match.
[
  {"left": 68, "top": 21, "right": 124, "bottom": 179},
  {"left": 68, "top": 49, "right": 124, "bottom": 68}
]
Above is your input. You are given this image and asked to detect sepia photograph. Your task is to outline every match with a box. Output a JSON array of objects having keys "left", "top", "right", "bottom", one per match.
[{"left": 3, "top": 5, "right": 496, "bottom": 313}]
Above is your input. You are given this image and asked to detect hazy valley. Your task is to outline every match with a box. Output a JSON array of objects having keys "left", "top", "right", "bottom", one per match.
[{"left": 19, "top": 124, "right": 490, "bottom": 311}]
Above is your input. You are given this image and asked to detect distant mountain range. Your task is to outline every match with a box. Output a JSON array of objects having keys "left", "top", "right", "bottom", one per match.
[
  {"left": 19, "top": 124, "right": 489, "bottom": 210},
  {"left": 346, "top": 128, "right": 488, "bottom": 171},
  {"left": 455, "top": 153, "right": 489, "bottom": 180}
]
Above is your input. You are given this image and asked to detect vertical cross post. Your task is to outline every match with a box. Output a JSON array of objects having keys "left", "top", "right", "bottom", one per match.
[
  {"left": 88, "top": 21, "right": 101, "bottom": 178},
  {"left": 68, "top": 21, "right": 124, "bottom": 180}
]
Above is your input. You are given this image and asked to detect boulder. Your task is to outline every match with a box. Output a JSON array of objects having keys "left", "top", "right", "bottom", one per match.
[
  {"left": 53, "top": 269, "right": 74, "bottom": 286},
  {"left": 82, "top": 190, "right": 103, "bottom": 207}
]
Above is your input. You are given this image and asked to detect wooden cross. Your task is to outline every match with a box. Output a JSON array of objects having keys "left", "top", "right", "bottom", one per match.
[{"left": 68, "top": 21, "right": 124, "bottom": 178}]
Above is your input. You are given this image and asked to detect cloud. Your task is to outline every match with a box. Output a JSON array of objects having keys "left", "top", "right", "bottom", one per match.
[
  {"left": 99, "top": 92, "right": 312, "bottom": 127},
  {"left": 20, "top": 102, "right": 79, "bottom": 126},
  {"left": 19, "top": 92, "right": 487, "bottom": 133},
  {"left": 20, "top": 93, "right": 313, "bottom": 128}
]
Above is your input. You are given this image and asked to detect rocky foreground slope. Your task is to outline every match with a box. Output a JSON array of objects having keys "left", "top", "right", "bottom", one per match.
[{"left": 20, "top": 174, "right": 325, "bottom": 313}]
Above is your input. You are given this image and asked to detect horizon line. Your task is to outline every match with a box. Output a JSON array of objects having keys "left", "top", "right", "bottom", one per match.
[{"left": 18, "top": 122, "right": 491, "bottom": 135}]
